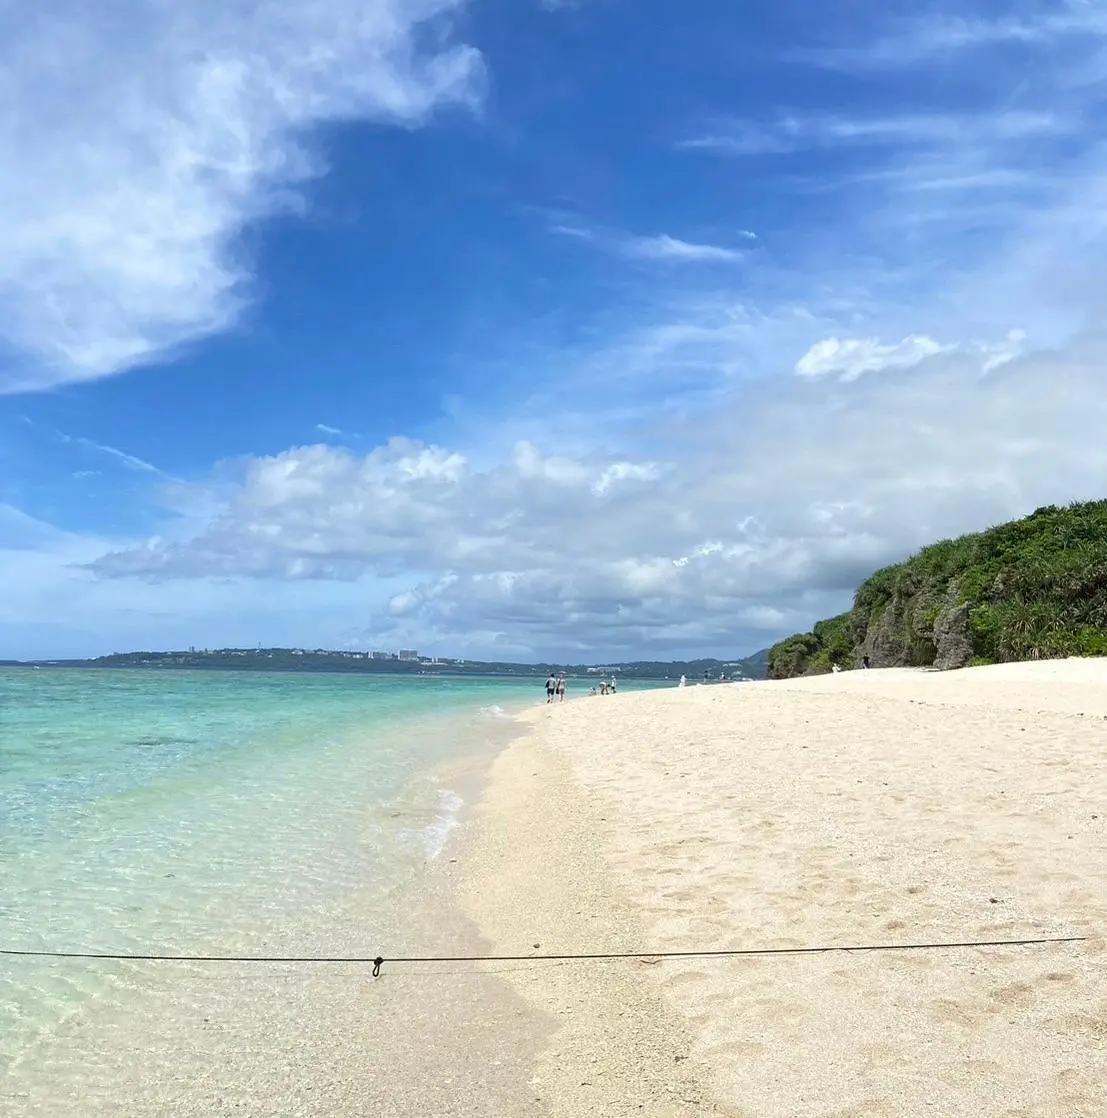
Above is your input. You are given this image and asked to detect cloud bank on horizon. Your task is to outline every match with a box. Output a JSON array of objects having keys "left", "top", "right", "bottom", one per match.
[{"left": 3, "top": 0, "right": 1107, "bottom": 661}]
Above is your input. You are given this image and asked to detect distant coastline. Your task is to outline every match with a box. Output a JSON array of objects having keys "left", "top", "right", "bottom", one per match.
[{"left": 3, "top": 647, "right": 770, "bottom": 681}]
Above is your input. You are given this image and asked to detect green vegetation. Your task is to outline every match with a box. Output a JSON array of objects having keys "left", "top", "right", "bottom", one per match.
[{"left": 767, "top": 500, "right": 1107, "bottom": 678}]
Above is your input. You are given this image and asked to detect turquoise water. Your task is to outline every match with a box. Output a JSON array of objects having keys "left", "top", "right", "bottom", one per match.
[{"left": 0, "top": 667, "right": 542, "bottom": 1071}]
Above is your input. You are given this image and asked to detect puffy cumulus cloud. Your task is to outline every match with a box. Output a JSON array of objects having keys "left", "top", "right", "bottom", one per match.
[
  {"left": 0, "top": 0, "right": 481, "bottom": 392},
  {"left": 92, "top": 437, "right": 668, "bottom": 582},
  {"left": 87, "top": 337, "right": 1107, "bottom": 657}
]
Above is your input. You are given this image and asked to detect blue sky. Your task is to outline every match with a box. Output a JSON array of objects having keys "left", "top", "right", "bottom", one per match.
[{"left": 4, "top": 0, "right": 1107, "bottom": 661}]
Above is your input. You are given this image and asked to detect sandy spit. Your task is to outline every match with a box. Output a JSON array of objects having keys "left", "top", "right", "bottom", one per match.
[{"left": 461, "top": 661, "right": 1107, "bottom": 1118}]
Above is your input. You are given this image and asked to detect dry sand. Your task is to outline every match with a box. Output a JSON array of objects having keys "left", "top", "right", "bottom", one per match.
[{"left": 461, "top": 660, "right": 1107, "bottom": 1118}]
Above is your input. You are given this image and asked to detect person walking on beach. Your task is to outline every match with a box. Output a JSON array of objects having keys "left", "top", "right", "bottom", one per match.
[
  {"left": 556, "top": 675, "right": 567, "bottom": 701},
  {"left": 545, "top": 673, "right": 557, "bottom": 702}
]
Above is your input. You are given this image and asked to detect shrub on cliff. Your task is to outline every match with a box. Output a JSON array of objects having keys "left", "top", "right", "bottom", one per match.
[{"left": 767, "top": 499, "right": 1107, "bottom": 675}]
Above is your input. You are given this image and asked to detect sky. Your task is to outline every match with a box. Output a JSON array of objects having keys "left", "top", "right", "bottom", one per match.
[{"left": 3, "top": 0, "right": 1107, "bottom": 662}]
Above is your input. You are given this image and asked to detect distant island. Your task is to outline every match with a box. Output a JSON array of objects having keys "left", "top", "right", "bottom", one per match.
[
  {"left": 8, "top": 647, "right": 771, "bottom": 682},
  {"left": 768, "top": 500, "right": 1107, "bottom": 678}
]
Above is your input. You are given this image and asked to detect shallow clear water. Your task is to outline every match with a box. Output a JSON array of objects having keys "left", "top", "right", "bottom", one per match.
[{"left": 0, "top": 667, "right": 540, "bottom": 1070}]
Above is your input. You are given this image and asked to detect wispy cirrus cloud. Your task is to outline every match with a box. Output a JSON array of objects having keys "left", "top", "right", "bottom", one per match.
[
  {"left": 0, "top": 0, "right": 483, "bottom": 394},
  {"left": 680, "top": 110, "right": 1074, "bottom": 157},
  {"left": 623, "top": 234, "right": 747, "bottom": 262},
  {"left": 551, "top": 223, "right": 752, "bottom": 263},
  {"left": 800, "top": 3, "right": 1107, "bottom": 70},
  {"left": 55, "top": 431, "right": 168, "bottom": 477},
  {"left": 791, "top": 331, "right": 1026, "bottom": 381},
  {"left": 795, "top": 334, "right": 953, "bottom": 381}
]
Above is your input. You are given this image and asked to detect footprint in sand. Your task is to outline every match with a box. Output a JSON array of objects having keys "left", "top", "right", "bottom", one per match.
[
  {"left": 930, "top": 998, "right": 982, "bottom": 1028},
  {"left": 986, "top": 981, "right": 1036, "bottom": 1011}
]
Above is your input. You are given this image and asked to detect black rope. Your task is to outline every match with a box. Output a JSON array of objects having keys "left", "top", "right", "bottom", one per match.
[{"left": 0, "top": 935, "right": 1085, "bottom": 979}]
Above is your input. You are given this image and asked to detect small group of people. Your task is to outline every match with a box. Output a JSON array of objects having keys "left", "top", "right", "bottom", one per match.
[
  {"left": 546, "top": 672, "right": 623, "bottom": 700},
  {"left": 545, "top": 673, "right": 567, "bottom": 702}
]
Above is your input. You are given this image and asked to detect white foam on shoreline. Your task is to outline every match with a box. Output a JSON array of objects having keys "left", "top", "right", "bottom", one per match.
[
  {"left": 420, "top": 788, "right": 464, "bottom": 859},
  {"left": 478, "top": 704, "right": 510, "bottom": 719}
]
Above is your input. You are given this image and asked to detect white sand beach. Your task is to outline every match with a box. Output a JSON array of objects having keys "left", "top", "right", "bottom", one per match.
[{"left": 461, "top": 660, "right": 1107, "bottom": 1117}]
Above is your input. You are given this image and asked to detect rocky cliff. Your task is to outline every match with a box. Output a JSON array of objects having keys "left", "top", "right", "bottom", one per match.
[{"left": 767, "top": 500, "right": 1107, "bottom": 678}]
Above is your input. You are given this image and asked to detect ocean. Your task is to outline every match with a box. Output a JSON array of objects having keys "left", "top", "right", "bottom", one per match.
[{"left": 0, "top": 666, "right": 543, "bottom": 1082}]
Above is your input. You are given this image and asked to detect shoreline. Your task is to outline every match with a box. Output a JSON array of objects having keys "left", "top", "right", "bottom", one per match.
[
  {"left": 10, "top": 660, "right": 1104, "bottom": 1114},
  {"left": 1, "top": 695, "right": 550, "bottom": 1117},
  {"left": 455, "top": 704, "right": 729, "bottom": 1117},
  {"left": 460, "top": 661, "right": 1107, "bottom": 1116}
]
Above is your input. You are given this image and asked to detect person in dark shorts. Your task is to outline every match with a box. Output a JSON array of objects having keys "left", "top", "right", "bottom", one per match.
[{"left": 545, "top": 673, "right": 557, "bottom": 702}]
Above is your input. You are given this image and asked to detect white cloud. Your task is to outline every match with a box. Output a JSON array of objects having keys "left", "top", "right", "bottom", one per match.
[
  {"left": 316, "top": 424, "right": 344, "bottom": 436},
  {"left": 980, "top": 329, "right": 1028, "bottom": 372},
  {"left": 682, "top": 110, "right": 1071, "bottom": 156},
  {"left": 795, "top": 334, "right": 953, "bottom": 381},
  {"left": 0, "top": 0, "right": 482, "bottom": 392},
  {"left": 679, "top": 128, "right": 797, "bottom": 156},
  {"left": 550, "top": 224, "right": 597, "bottom": 241},
  {"left": 592, "top": 461, "right": 663, "bottom": 496},
  {"left": 73, "top": 336, "right": 1107, "bottom": 657},
  {"left": 623, "top": 234, "right": 743, "bottom": 262},
  {"left": 55, "top": 430, "right": 169, "bottom": 476},
  {"left": 677, "top": 100, "right": 1093, "bottom": 296},
  {"left": 799, "top": 4, "right": 1107, "bottom": 70},
  {"left": 551, "top": 223, "right": 747, "bottom": 262}
]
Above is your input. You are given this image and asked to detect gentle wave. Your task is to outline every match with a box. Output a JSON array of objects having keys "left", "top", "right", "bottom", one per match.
[
  {"left": 421, "top": 789, "right": 465, "bottom": 860},
  {"left": 478, "top": 704, "right": 511, "bottom": 719}
]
